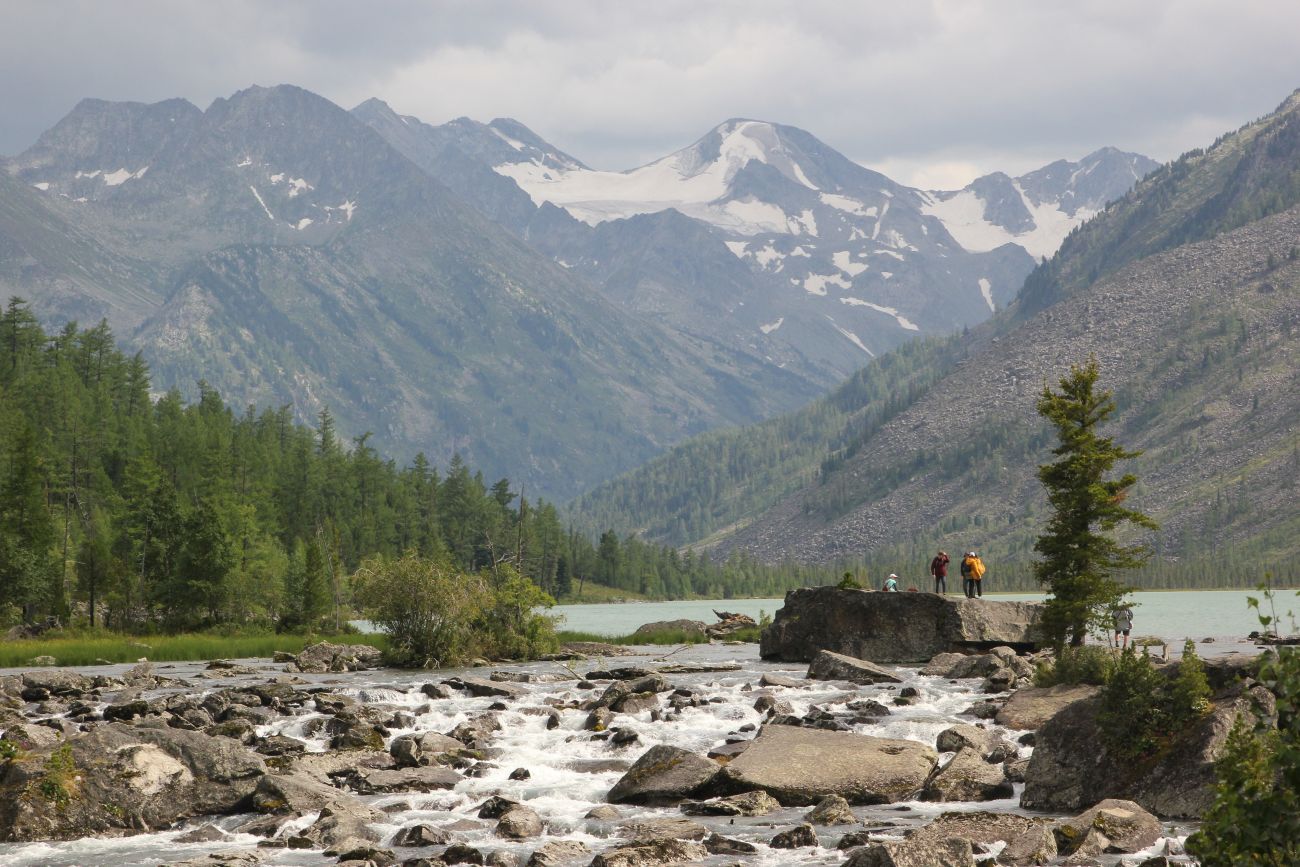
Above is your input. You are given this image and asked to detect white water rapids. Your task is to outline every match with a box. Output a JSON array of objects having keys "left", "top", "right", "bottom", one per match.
[{"left": 0, "top": 644, "right": 1194, "bottom": 865}]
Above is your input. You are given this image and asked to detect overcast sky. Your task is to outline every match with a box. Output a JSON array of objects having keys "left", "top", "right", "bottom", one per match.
[{"left": 5, "top": 0, "right": 1300, "bottom": 188}]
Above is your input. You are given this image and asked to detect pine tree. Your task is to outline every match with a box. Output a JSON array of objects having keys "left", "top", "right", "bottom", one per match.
[{"left": 1034, "top": 359, "right": 1157, "bottom": 646}]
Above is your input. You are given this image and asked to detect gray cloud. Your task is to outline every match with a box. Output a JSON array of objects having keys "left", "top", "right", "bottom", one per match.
[{"left": 4, "top": 0, "right": 1299, "bottom": 187}]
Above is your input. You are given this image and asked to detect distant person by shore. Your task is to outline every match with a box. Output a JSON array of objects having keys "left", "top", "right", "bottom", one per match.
[
  {"left": 882, "top": 573, "right": 900, "bottom": 592},
  {"left": 930, "top": 550, "right": 949, "bottom": 594},
  {"left": 1114, "top": 604, "right": 1134, "bottom": 649},
  {"left": 961, "top": 551, "right": 986, "bottom": 598}
]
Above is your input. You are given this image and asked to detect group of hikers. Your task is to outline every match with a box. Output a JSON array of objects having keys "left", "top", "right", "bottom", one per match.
[
  {"left": 878, "top": 550, "right": 986, "bottom": 598},
  {"left": 875, "top": 550, "right": 1138, "bottom": 647}
]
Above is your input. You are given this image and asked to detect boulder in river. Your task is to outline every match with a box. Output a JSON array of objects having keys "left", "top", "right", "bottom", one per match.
[
  {"left": 1020, "top": 683, "right": 1275, "bottom": 817},
  {"left": 0, "top": 722, "right": 265, "bottom": 842},
  {"left": 719, "top": 724, "right": 937, "bottom": 805},
  {"left": 907, "top": 811, "right": 1056, "bottom": 867},
  {"left": 632, "top": 619, "right": 708, "bottom": 639},
  {"left": 589, "top": 838, "right": 707, "bottom": 867},
  {"left": 291, "top": 641, "right": 383, "bottom": 673},
  {"left": 922, "top": 746, "right": 1014, "bottom": 802},
  {"left": 1053, "top": 798, "right": 1163, "bottom": 857},
  {"left": 607, "top": 744, "right": 721, "bottom": 804},
  {"left": 806, "top": 650, "right": 903, "bottom": 685},
  {"left": 680, "top": 790, "right": 779, "bottom": 816},
  {"left": 994, "top": 684, "right": 1099, "bottom": 730},
  {"left": 843, "top": 836, "right": 975, "bottom": 867},
  {"left": 761, "top": 586, "right": 1044, "bottom": 663}
]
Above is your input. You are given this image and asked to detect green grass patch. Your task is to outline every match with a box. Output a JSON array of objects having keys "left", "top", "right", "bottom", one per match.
[
  {"left": 0, "top": 632, "right": 388, "bottom": 668},
  {"left": 555, "top": 583, "right": 652, "bottom": 604}
]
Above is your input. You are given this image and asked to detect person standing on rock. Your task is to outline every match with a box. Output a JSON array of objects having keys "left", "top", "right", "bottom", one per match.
[
  {"left": 882, "top": 573, "right": 900, "bottom": 592},
  {"left": 961, "top": 551, "right": 986, "bottom": 598},
  {"left": 1113, "top": 604, "right": 1134, "bottom": 649},
  {"left": 930, "top": 550, "right": 950, "bottom": 594}
]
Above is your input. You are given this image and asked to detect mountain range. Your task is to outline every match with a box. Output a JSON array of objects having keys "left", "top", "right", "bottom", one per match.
[
  {"left": 1, "top": 84, "right": 1152, "bottom": 500},
  {"left": 572, "top": 88, "right": 1300, "bottom": 576}
]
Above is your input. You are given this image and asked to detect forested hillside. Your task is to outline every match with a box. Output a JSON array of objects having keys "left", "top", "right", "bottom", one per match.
[{"left": 0, "top": 301, "right": 842, "bottom": 627}]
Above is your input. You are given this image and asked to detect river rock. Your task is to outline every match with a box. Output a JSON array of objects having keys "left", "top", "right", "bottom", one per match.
[
  {"left": 292, "top": 642, "right": 383, "bottom": 673},
  {"left": 252, "top": 772, "right": 360, "bottom": 813},
  {"left": 680, "top": 790, "right": 779, "bottom": 816},
  {"left": 632, "top": 620, "right": 708, "bottom": 639},
  {"left": 719, "top": 724, "right": 937, "bottom": 805},
  {"left": 617, "top": 817, "right": 708, "bottom": 840},
  {"left": 908, "top": 811, "right": 1056, "bottom": 867},
  {"left": 300, "top": 801, "right": 383, "bottom": 848},
  {"left": 995, "top": 684, "right": 1099, "bottom": 730},
  {"left": 935, "top": 724, "right": 1017, "bottom": 762},
  {"left": 1054, "top": 799, "right": 1163, "bottom": 855},
  {"left": 527, "top": 840, "right": 590, "bottom": 866},
  {"left": 770, "top": 823, "right": 818, "bottom": 848},
  {"left": 1021, "top": 685, "right": 1273, "bottom": 817},
  {"left": 20, "top": 669, "right": 91, "bottom": 698},
  {"left": 843, "top": 837, "right": 975, "bottom": 867},
  {"left": 920, "top": 652, "right": 967, "bottom": 676},
  {"left": 923, "top": 747, "right": 1014, "bottom": 801},
  {"left": 804, "top": 793, "right": 857, "bottom": 824},
  {"left": 0, "top": 722, "right": 265, "bottom": 842},
  {"left": 462, "top": 677, "right": 528, "bottom": 699},
  {"left": 607, "top": 745, "right": 721, "bottom": 804},
  {"left": 589, "top": 838, "right": 707, "bottom": 867},
  {"left": 342, "top": 764, "right": 463, "bottom": 794},
  {"left": 497, "top": 804, "right": 544, "bottom": 838},
  {"left": 761, "top": 587, "right": 1044, "bottom": 663},
  {"left": 394, "top": 823, "right": 452, "bottom": 846},
  {"left": 759, "top": 672, "right": 801, "bottom": 687},
  {"left": 594, "top": 675, "right": 671, "bottom": 710},
  {"left": 806, "top": 650, "right": 903, "bottom": 685}
]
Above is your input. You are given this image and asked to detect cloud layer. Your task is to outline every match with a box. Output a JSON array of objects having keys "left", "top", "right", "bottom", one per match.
[{"left": 5, "top": 0, "right": 1299, "bottom": 187}]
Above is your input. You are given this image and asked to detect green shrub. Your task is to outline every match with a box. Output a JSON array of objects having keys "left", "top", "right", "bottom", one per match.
[
  {"left": 1097, "top": 647, "right": 1168, "bottom": 760},
  {"left": 34, "top": 744, "right": 77, "bottom": 806},
  {"left": 1170, "top": 639, "right": 1213, "bottom": 727},
  {"left": 1034, "top": 644, "right": 1117, "bottom": 687},
  {"left": 837, "top": 572, "right": 865, "bottom": 590},
  {"left": 480, "top": 564, "right": 559, "bottom": 660},
  {"left": 1188, "top": 583, "right": 1300, "bottom": 866}
]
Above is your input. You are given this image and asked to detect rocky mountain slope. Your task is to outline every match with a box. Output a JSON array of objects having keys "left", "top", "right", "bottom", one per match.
[
  {"left": 0, "top": 85, "right": 815, "bottom": 500},
  {"left": 367, "top": 105, "right": 1153, "bottom": 383},
  {"left": 573, "top": 89, "right": 1300, "bottom": 570}
]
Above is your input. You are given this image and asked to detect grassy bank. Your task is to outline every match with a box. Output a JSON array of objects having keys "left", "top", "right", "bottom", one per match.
[{"left": 0, "top": 632, "right": 388, "bottom": 669}]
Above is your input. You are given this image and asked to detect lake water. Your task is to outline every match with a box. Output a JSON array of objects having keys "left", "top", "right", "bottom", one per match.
[{"left": 553, "top": 589, "right": 1296, "bottom": 655}]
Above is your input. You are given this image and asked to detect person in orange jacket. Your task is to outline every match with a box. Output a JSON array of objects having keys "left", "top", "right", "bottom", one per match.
[{"left": 960, "top": 551, "right": 986, "bottom": 598}]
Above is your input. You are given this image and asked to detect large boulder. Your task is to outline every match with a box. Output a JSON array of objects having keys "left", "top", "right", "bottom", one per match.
[
  {"left": 680, "top": 790, "right": 780, "bottom": 816},
  {"left": 632, "top": 620, "right": 708, "bottom": 639},
  {"left": 761, "top": 587, "right": 1043, "bottom": 662},
  {"left": 719, "top": 725, "right": 937, "bottom": 805},
  {"left": 995, "top": 684, "right": 1099, "bottom": 730},
  {"left": 922, "top": 747, "right": 1014, "bottom": 802},
  {"left": 589, "top": 838, "right": 707, "bottom": 867},
  {"left": 1021, "top": 685, "right": 1274, "bottom": 818},
  {"left": 0, "top": 723, "right": 265, "bottom": 841},
  {"left": 907, "top": 812, "right": 1056, "bottom": 867},
  {"left": 806, "top": 650, "right": 903, "bottom": 685},
  {"left": 292, "top": 642, "right": 383, "bottom": 673},
  {"left": 843, "top": 837, "right": 974, "bottom": 867},
  {"left": 607, "top": 745, "right": 721, "bottom": 805}
]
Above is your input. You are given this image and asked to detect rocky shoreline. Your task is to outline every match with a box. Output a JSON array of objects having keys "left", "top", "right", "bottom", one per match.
[{"left": 0, "top": 637, "right": 1256, "bottom": 866}]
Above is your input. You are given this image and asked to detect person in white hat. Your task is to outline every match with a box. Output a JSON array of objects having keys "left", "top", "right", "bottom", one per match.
[{"left": 882, "top": 573, "right": 900, "bottom": 592}]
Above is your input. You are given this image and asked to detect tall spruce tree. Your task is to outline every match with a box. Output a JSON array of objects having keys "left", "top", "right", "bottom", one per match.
[{"left": 1034, "top": 359, "right": 1156, "bottom": 647}]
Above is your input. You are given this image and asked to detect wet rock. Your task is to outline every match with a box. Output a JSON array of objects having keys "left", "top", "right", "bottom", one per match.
[
  {"left": 719, "top": 724, "right": 937, "bottom": 806},
  {"left": 585, "top": 708, "right": 614, "bottom": 732},
  {"left": 631, "top": 619, "right": 708, "bottom": 639},
  {"left": 805, "top": 793, "right": 857, "bottom": 824},
  {"left": 609, "top": 728, "right": 639, "bottom": 746},
  {"left": 478, "top": 796, "right": 522, "bottom": 819},
  {"left": 994, "top": 684, "right": 1099, "bottom": 730},
  {"left": 616, "top": 817, "right": 708, "bottom": 840},
  {"left": 175, "top": 824, "right": 228, "bottom": 843},
  {"left": 391, "top": 731, "right": 470, "bottom": 767},
  {"left": 462, "top": 677, "right": 528, "bottom": 699},
  {"left": 934, "top": 724, "right": 1017, "bottom": 762},
  {"left": 843, "top": 837, "right": 975, "bottom": 866},
  {"left": 335, "top": 842, "right": 397, "bottom": 864},
  {"left": 509, "top": 767, "right": 531, "bottom": 780},
  {"left": 342, "top": 765, "right": 463, "bottom": 795},
  {"left": 907, "top": 811, "right": 1055, "bottom": 866},
  {"left": 497, "top": 804, "right": 544, "bottom": 838},
  {"left": 705, "top": 740, "right": 750, "bottom": 761},
  {"left": 255, "top": 735, "right": 306, "bottom": 757},
  {"left": 1054, "top": 799, "right": 1163, "bottom": 855},
  {"left": 606, "top": 745, "right": 721, "bottom": 805},
  {"left": 300, "top": 802, "right": 384, "bottom": 848},
  {"left": 846, "top": 698, "right": 892, "bottom": 718},
  {"left": 0, "top": 722, "right": 266, "bottom": 842},
  {"left": 448, "top": 713, "right": 502, "bottom": 747},
  {"left": 962, "top": 701, "right": 1000, "bottom": 719},
  {"left": 806, "top": 650, "right": 903, "bottom": 685},
  {"left": 487, "top": 851, "right": 523, "bottom": 867},
  {"left": 1004, "top": 757, "right": 1030, "bottom": 783},
  {"left": 443, "top": 843, "right": 486, "bottom": 864},
  {"left": 252, "top": 772, "right": 367, "bottom": 814},
  {"left": 585, "top": 805, "right": 621, "bottom": 820},
  {"left": 567, "top": 758, "right": 632, "bottom": 774},
  {"left": 294, "top": 642, "right": 383, "bottom": 673},
  {"left": 21, "top": 669, "right": 91, "bottom": 699},
  {"left": 921, "top": 652, "right": 966, "bottom": 676},
  {"left": 393, "top": 823, "right": 452, "bottom": 846},
  {"left": 163, "top": 851, "right": 264, "bottom": 867},
  {"left": 680, "top": 790, "right": 780, "bottom": 816},
  {"left": 702, "top": 834, "right": 756, "bottom": 855},
  {"left": 611, "top": 693, "right": 658, "bottom": 715},
  {"left": 923, "top": 746, "right": 1014, "bottom": 802},
  {"left": 594, "top": 675, "right": 671, "bottom": 710},
  {"left": 770, "top": 823, "right": 819, "bottom": 849},
  {"left": 588, "top": 838, "right": 707, "bottom": 867},
  {"left": 759, "top": 672, "right": 800, "bottom": 688},
  {"left": 526, "top": 840, "right": 590, "bottom": 866}
]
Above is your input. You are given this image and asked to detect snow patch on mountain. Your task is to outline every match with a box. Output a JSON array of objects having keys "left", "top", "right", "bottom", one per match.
[
  {"left": 832, "top": 251, "right": 868, "bottom": 276},
  {"left": 923, "top": 183, "right": 1096, "bottom": 259},
  {"left": 827, "top": 317, "right": 874, "bottom": 356},
  {"left": 978, "top": 277, "right": 995, "bottom": 311},
  {"left": 249, "top": 186, "right": 274, "bottom": 220},
  {"left": 840, "top": 297, "right": 919, "bottom": 331},
  {"left": 804, "top": 272, "right": 851, "bottom": 296},
  {"left": 759, "top": 317, "right": 784, "bottom": 334}
]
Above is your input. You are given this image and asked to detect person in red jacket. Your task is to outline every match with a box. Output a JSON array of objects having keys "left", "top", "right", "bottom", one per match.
[{"left": 930, "top": 550, "right": 950, "bottom": 594}]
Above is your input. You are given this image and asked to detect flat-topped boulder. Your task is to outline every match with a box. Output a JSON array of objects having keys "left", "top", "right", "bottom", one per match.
[
  {"left": 761, "top": 586, "right": 1044, "bottom": 663},
  {"left": 719, "top": 724, "right": 937, "bottom": 805}
]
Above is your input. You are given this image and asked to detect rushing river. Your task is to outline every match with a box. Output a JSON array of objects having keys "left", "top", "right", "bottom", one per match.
[{"left": 0, "top": 638, "right": 1200, "bottom": 866}]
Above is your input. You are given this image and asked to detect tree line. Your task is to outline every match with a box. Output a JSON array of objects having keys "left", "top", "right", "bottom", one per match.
[{"left": 0, "top": 299, "right": 844, "bottom": 632}]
